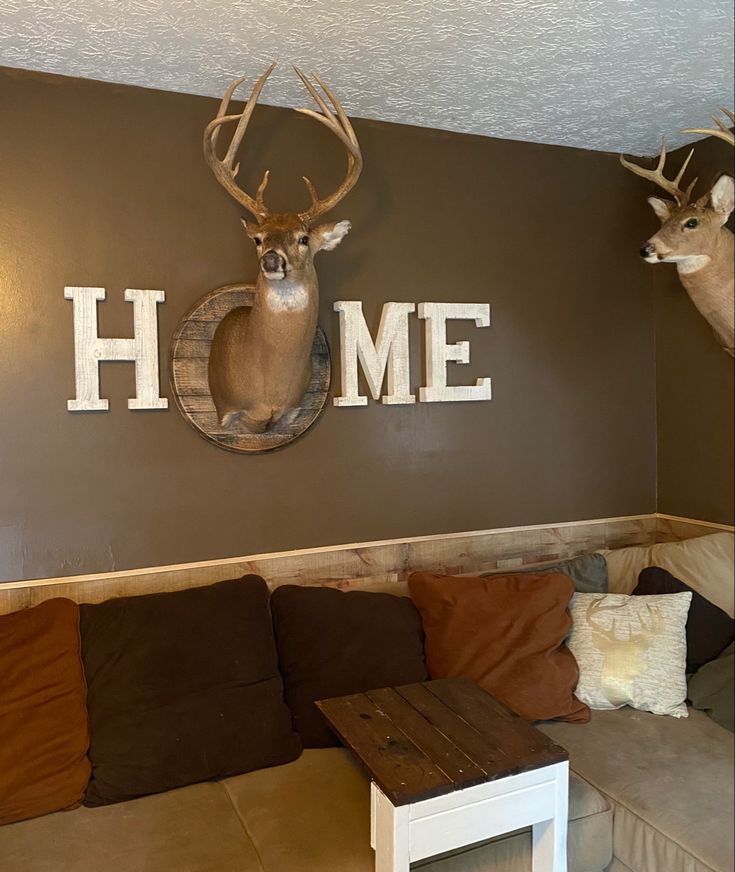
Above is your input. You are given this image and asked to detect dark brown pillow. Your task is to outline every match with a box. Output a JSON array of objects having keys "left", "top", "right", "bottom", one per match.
[
  {"left": 408, "top": 571, "right": 589, "bottom": 723},
  {"left": 0, "top": 599, "right": 91, "bottom": 825},
  {"left": 633, "top": 566, "right": 734, "bottom": 672},
  {"left": 80, "top": 577, "right": 300, "bottom": 806},
  {"left": 270, "top": 585, "right": 428, "bottom": 747}
]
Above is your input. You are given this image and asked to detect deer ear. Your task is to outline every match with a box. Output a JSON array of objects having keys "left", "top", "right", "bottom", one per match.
[
  {"left": 647, "top": 196, "right": 675, "bottom": 223},
  {"left": 312, "top": 220, "right": 351, "bottom": 252},
  {"left": 241, "top": 217, "right": 261, "bottom": 238},
  {"left": 707, "top": 175, "right": 735, "bottom": 225}
]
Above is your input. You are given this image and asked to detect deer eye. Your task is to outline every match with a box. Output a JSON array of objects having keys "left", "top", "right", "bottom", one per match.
[
  {"left": 299, "top": 236, "right": 310, "bottom": 246},
  {"left": 253, "top": 237, "right": 262, "bottom": 246},
  {"left": 684, "top": 218, "right": 699, "bottom": 229}
]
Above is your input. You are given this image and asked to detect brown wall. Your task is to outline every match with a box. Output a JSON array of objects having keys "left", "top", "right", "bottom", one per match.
[
  {"left": 0, "top": 67, "right": 657, "bottom": 582},
  {"left": 654, "top": 137, "right": 735, "bottom": 525}
]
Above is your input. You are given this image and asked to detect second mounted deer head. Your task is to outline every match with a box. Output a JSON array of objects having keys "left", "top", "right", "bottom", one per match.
[
  {"left": 621, "top": 112, "right": 734, "bottom": 357},
  {"left": 203, "top": 63, "right": 362, "bottom": 434}
]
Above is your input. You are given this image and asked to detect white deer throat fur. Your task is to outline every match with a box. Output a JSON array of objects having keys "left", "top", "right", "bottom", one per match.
[
  {"left": 263, "top": 283, "right": 311, "bottom": 313},
  {"left": 677, "top": 255, "right": 711, "bottom": 275}
]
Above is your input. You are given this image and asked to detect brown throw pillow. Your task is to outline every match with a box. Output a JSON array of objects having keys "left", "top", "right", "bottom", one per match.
[
  {"left": 271, "top": 585, "right": 428, "bottom": 747},
  {"left": 80, "top": 577, "right": 301, "bottom": 806},
  {"left": 0, "top": 599, "right": 91, "bottom": 825},
  {"left": 633, "top": 566, "right": 734, "bottom": 672},
  {"left": 408, "top": 571, "right": 589, "bottom": 723}
]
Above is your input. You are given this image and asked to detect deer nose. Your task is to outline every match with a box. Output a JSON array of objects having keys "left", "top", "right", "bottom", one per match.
[
  {"left": 640, "top": 243, "right": 655, "bottom": 259},
  {"left": 261, "top": 250, "right": 283, "bottom": 273}
]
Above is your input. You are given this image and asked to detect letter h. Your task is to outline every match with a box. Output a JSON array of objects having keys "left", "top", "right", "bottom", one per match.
[{"left": 65, "top": 287, "right": 168, "bottom": 411}]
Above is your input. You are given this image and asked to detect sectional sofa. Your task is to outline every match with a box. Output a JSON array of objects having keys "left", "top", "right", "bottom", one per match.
[{"left": 0, "top": 534, "right": 732, "bottom": 872}]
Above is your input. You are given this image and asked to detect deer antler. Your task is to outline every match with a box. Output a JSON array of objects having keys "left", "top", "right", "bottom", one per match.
[
  {"left": 204, "top": 64, "right": 363, "bottom": 225},
  {"left": 292, "top": 66, "right": 363, "bottom": 222},
  {"left": 620, "top": 138, "right": 697, "bottom": 206},
  {"left": 683, "top": 109, "right": 735, "bottom": 147},
  {"left": 586, "top": 597, "right": 665, "bottom": 646},
  {"left": 634, "top": 603, "right": 665, "bottom": 638},
  {"left": 203, "top": 63, "right": 277, "bottom": 222},
  {"left": 585, "top": 597, "right": 621, "bottom": 642}
]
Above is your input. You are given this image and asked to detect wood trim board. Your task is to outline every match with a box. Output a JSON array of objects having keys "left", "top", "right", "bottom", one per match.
[{"left": 0, "top": 513, "right": 730, "bottom": 615}]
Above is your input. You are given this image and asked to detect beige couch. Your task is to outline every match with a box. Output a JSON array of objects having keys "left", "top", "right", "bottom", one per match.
[
  {"left": 2, "top": 532, "right": 733, "bottom": 871},
  {"left": 0, "top": 747, "right": 610, "bottom": 872},
  {"left": 1, "top": 704, "right": 732, "bottom": 872}
]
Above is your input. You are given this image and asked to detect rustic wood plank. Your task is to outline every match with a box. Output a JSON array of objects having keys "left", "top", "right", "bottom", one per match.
[
  {"left": 425, "top": 678, "right": 567, "bottom": 768},
  {"left": 176, "top": 320, "right": 220, "bottom": 341},
  {"left": 316, "top": 693, "right": 454, "bottom": 806},
  {"left": 655, "top": 513, "right": 734, "bottom": 543},
  {"left": 1, "top": 514, "right": 694, "bottom": 613},
  {"left": 171, "top": 339, "right": 212, "bottom": 358},
  {"left": 319, "top": 679, "right": 571, "bottom": 809},
  {"left": 394, "top": 683, "right": 511, "bottom": 774},
  {"left": 174, "top": 290, "right": 254, "bottom": 323},
  {"left": 365, "top": 687, "right": 487, "bottom": 787}
]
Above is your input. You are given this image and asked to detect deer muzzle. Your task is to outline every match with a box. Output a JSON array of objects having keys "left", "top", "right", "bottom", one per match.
[
  {"left": 639, "top": 241, "right": 660, "bottom": 263},
  {"left": 261, "top": 250, "right": 287, "bottom": 278}
]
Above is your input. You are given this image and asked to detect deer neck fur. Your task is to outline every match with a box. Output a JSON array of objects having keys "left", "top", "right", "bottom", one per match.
[
  {"left": 676, "top": 227, "right": 735, "bottom": 354},
  {"left": 252, "top": 267, "right": 318, "bottom": 330},
  {"left": 247, "top": 269, "right": 319, "bottom": 398}
]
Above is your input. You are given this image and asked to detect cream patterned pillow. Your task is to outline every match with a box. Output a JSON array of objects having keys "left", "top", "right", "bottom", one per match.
[{"left": 568, "top": 592, "right": 692, "bottom": 717}]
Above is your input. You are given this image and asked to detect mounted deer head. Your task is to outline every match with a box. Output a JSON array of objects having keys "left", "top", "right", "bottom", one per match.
[
  {"left": 204, "top": 63, "right": 362, "bottom": 433},
  {"left": 621, "top": 127, "right": 734, "bottom": 357}
]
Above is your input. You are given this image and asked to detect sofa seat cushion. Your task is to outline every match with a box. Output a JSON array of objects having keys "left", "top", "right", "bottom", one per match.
[
  {"left": 0, "top": 781, "right": 262, "bottom": 872},
  {"left": 539, "top": 707, "right": 735, "bottom": 872},
  {"left": 223, "top": 747, "right": 612, "bottom": 872}
]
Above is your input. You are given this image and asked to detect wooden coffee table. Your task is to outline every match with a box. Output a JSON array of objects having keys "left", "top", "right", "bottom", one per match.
[{"left": 317, "top": 677, "right": 569, "bottom": 872}]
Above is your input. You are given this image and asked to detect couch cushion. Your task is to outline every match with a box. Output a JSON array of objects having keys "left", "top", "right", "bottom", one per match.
[
  {"left": 223, "top": 747, "right": 612, "bottom": 872},
  {"left": 408, "top": 571, "right": 589, "bottom": 723},
  {"left": 483, "top": 552, "right": 608, "bottom": 594},
  {"left": 601, "top": 532, "right": 734, "bottom": 617},
  {"left": 539, "top": 707, "right": 735, "bottom": 872},
  {"left": 80, "top": 577, "right": 301, "bottom": 806},
  {"left": 567, "top": 591, "right": 691, "bottom": 717},
  {"left": 0, "top": 598, "right": 91, "bottom": 825},
  {"left": 0, "top": 781, "right": 263, "bottom": 872},
  {"left": 270, "top": 585, "right": 427, "bottom": 747},
  {"left": 688, "top": 643, "right": 734, "bottom": 733},
  {"left": 633, "top": 567, "right": 734, "bottom": 672}
]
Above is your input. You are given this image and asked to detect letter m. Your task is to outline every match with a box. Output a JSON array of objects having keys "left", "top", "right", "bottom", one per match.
[{"left": 333, "top": 301, "right": 415, "bottom": 406}]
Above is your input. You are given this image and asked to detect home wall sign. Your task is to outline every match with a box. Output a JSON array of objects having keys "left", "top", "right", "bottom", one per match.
[
  {"left": 64, "top": 62, "right": 493, "bottom": 451},
  {"left": 65, "top": 288, "right": 491, "bottom": 420}
]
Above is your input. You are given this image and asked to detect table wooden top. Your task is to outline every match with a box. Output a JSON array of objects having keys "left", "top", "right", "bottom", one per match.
[{"left": 316, "top": 677, "right": 568, "bottom": 807}]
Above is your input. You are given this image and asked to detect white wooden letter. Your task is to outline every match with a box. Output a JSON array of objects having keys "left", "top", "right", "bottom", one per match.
[
  {"left": 65, "top": 287, "right": 168, "bottom": 411},
  {"left": 418, "top": 302, "right": 492, "bottom": 403},
  {"left": 334, "top": 301, "right": 415, "bottom": 406}
]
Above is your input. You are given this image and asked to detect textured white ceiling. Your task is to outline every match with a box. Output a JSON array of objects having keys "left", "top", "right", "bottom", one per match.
[{"left": 0, "top": 0, "right": 733, "bottom": 155}]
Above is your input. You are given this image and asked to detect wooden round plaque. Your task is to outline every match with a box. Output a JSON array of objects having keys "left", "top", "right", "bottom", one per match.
[{"left": 169, "top": 284, "right": 331, "bottom": 453}]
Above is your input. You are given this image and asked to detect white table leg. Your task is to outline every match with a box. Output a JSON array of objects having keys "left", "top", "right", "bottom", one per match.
[
  {"left": 371, "top": 783, "right": 410, "bottom": 872},
  {"left": 532, "top": 761, "right": 569, "bottom": 872}
]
